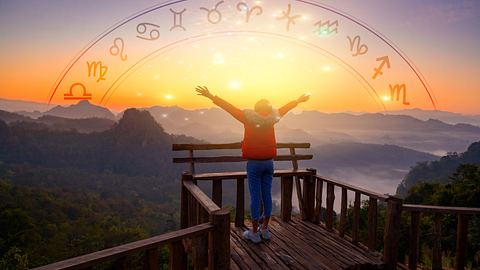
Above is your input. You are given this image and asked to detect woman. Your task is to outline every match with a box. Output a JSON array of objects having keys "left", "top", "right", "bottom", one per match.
[{"left": 195, "top": 86, "right": 310, "bottom": 243}]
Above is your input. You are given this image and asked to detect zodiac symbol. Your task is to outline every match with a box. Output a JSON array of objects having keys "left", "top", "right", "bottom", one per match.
[
  {"left": 347, "top": 35, "right": 368, "bottom": 57},
  {"left": 109, "top": 38, "right": 127, "bottom": 61},
  {"left": 87, "top": 61, "right": 108, "bottom": 82},
  {"left": 136, "top": 23, "right": 160, "bottom": 40},
  {"left": 236, "top": 2, "right": 263, "bottom": 23},
  {"left": 200, "top": 1, "right": 224, "bottom": 25},
  {"left": 276, "top": 4, "right": 301, "bottom": 32},
  {"left": 170, "top": 8, "right": 186, "bottom": 31},
  {"left": 389, "top": 84, "right": 410, "bottom": 105},
  {"left": 314, "top": 20, "right": 339, "bottom": 35},
  {"left": 64, "top": 83, "right": 92, "bottom": 100},
  {"left": 372, "top": 56, "right": 391, "bottom": 80}
]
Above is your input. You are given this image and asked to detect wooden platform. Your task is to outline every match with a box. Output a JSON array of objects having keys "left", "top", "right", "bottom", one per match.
[{"left": 230, "top": 216, "right": 385, "bottom": 270}]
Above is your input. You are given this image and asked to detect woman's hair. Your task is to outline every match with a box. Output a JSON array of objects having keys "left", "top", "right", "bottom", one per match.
[{"left": 254, "top": 99, "right": 272, "bottom": 114}]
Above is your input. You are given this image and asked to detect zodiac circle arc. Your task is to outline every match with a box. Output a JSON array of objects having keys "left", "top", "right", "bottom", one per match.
[{"left": 48, "top": 0, "right": 438, "bottom": 111}]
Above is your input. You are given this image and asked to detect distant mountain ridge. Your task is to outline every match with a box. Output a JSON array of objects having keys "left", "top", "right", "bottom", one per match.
[
  {"left": 2, "top": 99, "right": 479, "bottom": 154},
  {"left": 396, "top": 141, "right": 480, "bottom": 197},
  {"left": 385, "top": 108, "right": 480, "bottom": 126},
  {"left": 0, "top": 108, "right": 201, "bottom": 177},
  {"left": 0, "top": 109, "right": 115, "bottom": 133},
  {"left": 44, "top": 100, "right": 115, "bottom": 120}
]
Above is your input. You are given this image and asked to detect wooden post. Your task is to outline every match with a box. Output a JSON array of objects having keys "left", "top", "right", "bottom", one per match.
[
  {"left": 408, "top": 211, "right": 420, "bottom": 270},
  {"left": 367, "top": 197, "right": 378, "bottom": 250},
  {"left": 209, "top": 209, "right": 230, "bottom": 270},
  {"left": 212, "top": 180, "right": 222, "bottom": 207},
  {"left": 303, "top": 169, "right": 316, "bottom": 222},
  {"left": 314, "top": 178, "right": 323, "bottom": 224},
  {"left": 169, "top": 240, "right": 187, "bottom": 270},
  {"left": 326, "top": 182, "right": 335, "bottom": 231},
  {"left": 295, "top": 176, "right": 305, "bottom": 219},
  {"left": 432, "top": 213, "right": 443, "bottom": 270},
  {"left": 188, "top": 149, "right": 195, "bottom": 174},
  {"left": 352, "top": 191, "right": 361, "bottom": 244},
  {"left": 189, "top": 199, "right": 198, "bottom": 227},
  {"left": 146, "top": 248, "right": 158, "bottom": 270},
  {"left": 181, "top": 173, "right": 190, "bottom": 229},
  {"left": 383, "top": 195, "right": 402, "bottom": 270},
  {"left": 290, "top": 147, "right": 306, "bottom": 219},
  {"left": 339, "top": 188, "right": 347, "bottom": 237},
  {"left": 281, "top": 176, "right": 293, "bottom": 222},
  {"left": 235, "top": 177, "right": 245, "bottom": 227},
  {"left": 194, "top": 204, "right": 209, "bottom": 269},
  {"left": 113, "top": 257, "right": 127, "bottom": 270},
  {"left": 455, "top": 215, "right": 469, "bottom": 270}
]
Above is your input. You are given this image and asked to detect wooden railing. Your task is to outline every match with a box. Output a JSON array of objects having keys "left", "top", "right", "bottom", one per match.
[
  {"left": 403, "top": 204, "right": 480, "bottom": 270},
  {"left": 313, "top": 175, "right": 402, "bottom": 269},
  {"left": 32, "top": 223, "right": 213, "bottom": 270},
  {"left": 180, "top": 173, "right": 230, "bottom": 269},
  {"left": 33, "top": 142, "right": 480, "bottom": 270}
]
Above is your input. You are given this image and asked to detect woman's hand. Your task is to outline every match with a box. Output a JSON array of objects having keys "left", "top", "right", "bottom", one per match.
[
  {"left": 296, "top": 93, "right": 310, "bottom": 103},
  {"left": 195, "top": 86, "right": 214, "bottom": 100}
]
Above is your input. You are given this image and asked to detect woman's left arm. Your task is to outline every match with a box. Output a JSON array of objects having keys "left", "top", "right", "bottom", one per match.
[{"left": 278, "top": 94, "right": 310, "bottom": 117}]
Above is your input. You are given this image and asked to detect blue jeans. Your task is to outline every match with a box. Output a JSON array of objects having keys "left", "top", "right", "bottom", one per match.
[{"left": 246, "top": 159, "right": 274, "bottom": 221}]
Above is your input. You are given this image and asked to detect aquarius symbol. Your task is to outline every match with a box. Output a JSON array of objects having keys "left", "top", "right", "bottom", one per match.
[
  {"left": 236, "top": 2, "right": 263, "bottom": 23},
  {"left": 276, "top": 4, "right": 301, "bottom": 32},
  {"left": 314, "top": 20, "right": 339, "bottom": 35},
  {"left": 64, "top": 83, "right": 92, "bottom": 101},
  {"left": 200, "top": 1, "right": 224, "bottom": 25},
  {"left": 389, "top": 84, "right": 410, "bottom": 105},
  {"left": 372, "top": 56, "right": 391, "bottom": 80},
  {"left": 347, "top": 35, "right": 368, "bottom": 57},
  {"left": 109, "top": 38, "right": 127, "bottom": 61},
  {"left": 87, "top": 61, "right": 108, "bottom": 82},
  {"left": 136, "top": 23, "right": 160, "bottom": 40},
  {"left": 170, "top": 8, "right": 186, "bottom": 31}
]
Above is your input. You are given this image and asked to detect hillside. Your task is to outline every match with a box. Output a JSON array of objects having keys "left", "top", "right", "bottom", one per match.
[
  {"left": 396, "top": 141, "right": 480, "bottom": 197},
  {"left": 44, "top": 100, "right": 116, "bottom": 120}
]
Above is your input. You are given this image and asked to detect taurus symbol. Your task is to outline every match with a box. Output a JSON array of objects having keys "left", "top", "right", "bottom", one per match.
[
  {"left": 389, "top": 84, "right": 410, "bottom": 105},
  {"left": 136, "top": 23, "right": 160, "bottom": 41},
  {"left": 64, "top": 83, "right": 92, "bottom": 101},
  {"left": 276, "top": 4, "right": 301, "bottom": 32},
  {"left": 109, "top": 38, "right": 127, "bottom": 61},
  {"left": 170, "top": 8, "right": 186, "bottom": 31},
  {"left": 200, "top": 1, "right": 224, "bottom": 25},
  {"left": 347, "top": 35, "right": 368, "bottom": 57},
  {"left": 236, "top": 2, "right": 263, "bottom": 23}
]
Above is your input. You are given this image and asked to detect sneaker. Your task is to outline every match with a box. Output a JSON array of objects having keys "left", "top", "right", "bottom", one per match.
[
  {"left": 243, "top": 229, "right": 261, "bottom": 243},
  {"left": 259, "top": 224, "right": 271, "bottom": 240}
]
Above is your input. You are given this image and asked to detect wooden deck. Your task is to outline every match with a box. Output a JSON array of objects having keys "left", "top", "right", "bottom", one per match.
[{"left": 230, "top": 216, "right": 385, "bottom": 270}]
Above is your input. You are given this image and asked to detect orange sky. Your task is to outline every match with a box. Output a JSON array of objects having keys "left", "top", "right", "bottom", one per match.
[{"left": 0, "top": 0, "right": 479, "bottom": 114}]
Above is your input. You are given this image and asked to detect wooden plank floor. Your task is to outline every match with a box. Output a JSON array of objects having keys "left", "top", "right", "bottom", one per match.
[{"left": 230, "top": 216, "right": 385, "bottom": 270}]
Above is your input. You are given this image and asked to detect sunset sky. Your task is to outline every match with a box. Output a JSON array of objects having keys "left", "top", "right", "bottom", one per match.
[{"left": 0, "top": 0, "right": 479, "bottom": 113}]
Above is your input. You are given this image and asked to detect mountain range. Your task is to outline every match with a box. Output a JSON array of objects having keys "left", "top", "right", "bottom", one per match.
[{"left": 1, "top": 99, "right": 480, "bottom": 156}]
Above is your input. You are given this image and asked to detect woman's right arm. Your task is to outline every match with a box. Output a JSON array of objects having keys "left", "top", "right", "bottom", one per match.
[{"left": 195, "top": 86, "right": 245, "bottom": 123}]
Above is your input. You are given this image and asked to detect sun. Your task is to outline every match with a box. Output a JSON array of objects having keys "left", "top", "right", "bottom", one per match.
[{"left": 228, "top": 80, "right": 242, "bottom": 90}]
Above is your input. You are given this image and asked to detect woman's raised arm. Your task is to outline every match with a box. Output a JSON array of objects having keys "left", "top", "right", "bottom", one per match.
[{"left": 195, "top": 86, "right": 245, "bottom": 123}]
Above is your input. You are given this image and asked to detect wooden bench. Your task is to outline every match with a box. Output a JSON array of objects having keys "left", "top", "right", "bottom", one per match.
[{"left": 173, "top": 142, "right": 316, "bottom": 223}]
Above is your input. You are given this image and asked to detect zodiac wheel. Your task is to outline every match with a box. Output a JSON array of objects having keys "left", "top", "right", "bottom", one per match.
[{"left": 48, "top": 0, "right": 438, "bottom": 112}]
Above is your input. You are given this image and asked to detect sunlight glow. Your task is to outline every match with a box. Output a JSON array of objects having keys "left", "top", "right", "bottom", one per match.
[
  {"left": 164, "top": 94, "right": 174, "bottom": 100},
  {"left": 228, "top": 80, "right": 242, "bottom": 90},
  {"left": 322, "top": 65, "right": 332, "bottom": 72}
]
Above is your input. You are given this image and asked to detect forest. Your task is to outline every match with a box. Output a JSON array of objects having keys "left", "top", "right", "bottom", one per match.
[{"left": 0, "top": 109, "right": 479, "bottom": 269}]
